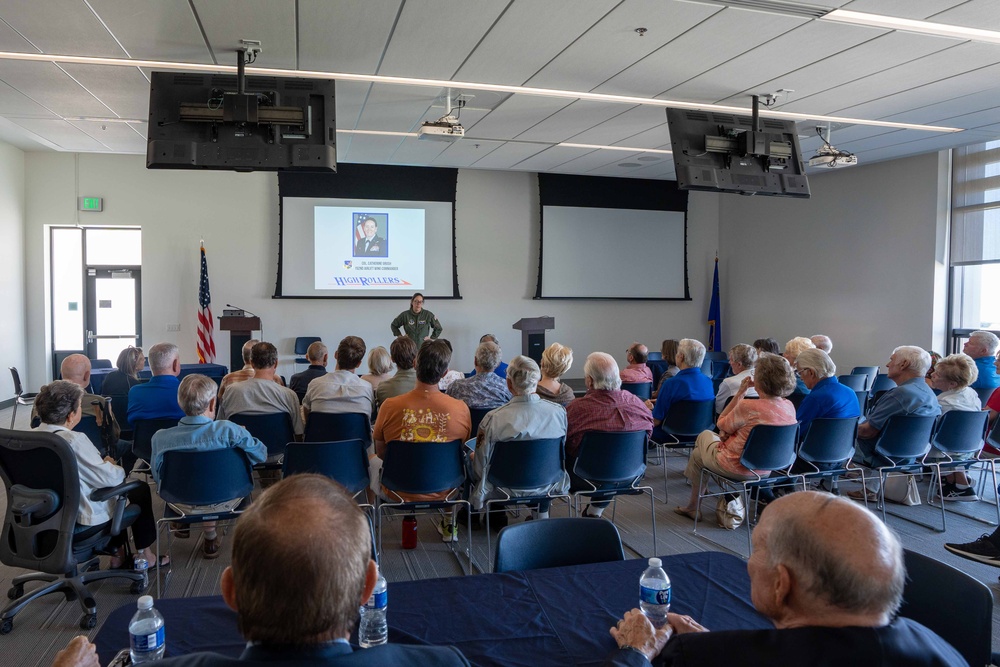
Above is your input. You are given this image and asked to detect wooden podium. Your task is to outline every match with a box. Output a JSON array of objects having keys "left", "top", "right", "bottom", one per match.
[
  {"left": 219, "top": 316, "right": 261, "bottom": 372},
  {"left": 512, "top": 317, "right": 555, "bottom": 364}
]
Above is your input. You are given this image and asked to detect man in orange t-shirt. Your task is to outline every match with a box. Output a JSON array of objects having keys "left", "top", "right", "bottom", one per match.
[{"left": 372, "top": 339, "right": 471, "bottom": 542}]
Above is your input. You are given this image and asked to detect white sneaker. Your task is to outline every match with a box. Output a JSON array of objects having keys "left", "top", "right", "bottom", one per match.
[{"left": 435, "top": 517, "right": 458, "bottom": 542}]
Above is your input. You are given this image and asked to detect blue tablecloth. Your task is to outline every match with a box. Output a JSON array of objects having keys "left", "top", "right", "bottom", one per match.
[
  {"left": 94, "top": 552, "right": 769, "bottom": 667},
  {"left": 90, "top": 363, "right": 228, "bottom": 394}
]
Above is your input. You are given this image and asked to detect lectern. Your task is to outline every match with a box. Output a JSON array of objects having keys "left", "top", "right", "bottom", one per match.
[
  {"left": 512, "top": 317, "right": 555, "bottom": 364},
  {"left": 219, "top": 316, "right": 261, "bottom": 372}
]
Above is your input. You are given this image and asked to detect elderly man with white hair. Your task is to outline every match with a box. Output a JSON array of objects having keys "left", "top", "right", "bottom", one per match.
[
  {"left": 810, "top": 334, "right": 833, "bottom": 354},
  {"left": 647, "top": 338, "right": 713, "bottom": 443},
  {"left": 447, "top": 341, "right": 512, "bottom": 409},
  {"left": 849, "top": 346, "right": 941, "bottom": 499},
  {"left": 470, "top": 355, "right": 569, "bottom": 521},
  {"left": 963, "top": 330, "right": 1000, "bottom": 390}
]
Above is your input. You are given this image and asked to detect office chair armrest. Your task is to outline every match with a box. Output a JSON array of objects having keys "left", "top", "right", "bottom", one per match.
[{"left": 89, "top": 479, "right": 144, "bottom": 503}]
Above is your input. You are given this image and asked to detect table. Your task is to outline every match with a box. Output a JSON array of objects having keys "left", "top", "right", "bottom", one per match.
[
  {"left": 95, "top": 552, "right": 769, "bottom": 666},
  {"left": 89, "top": 363, "right": 228, "bottom": 394}
]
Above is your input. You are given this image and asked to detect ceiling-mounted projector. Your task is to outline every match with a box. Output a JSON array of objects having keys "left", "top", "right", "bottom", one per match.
[
  {"left": 808, "top": 125, "right": 857, "bottom": 168},
  {"left": 418, "top": 115, "right": 465, "bottom": 142}
]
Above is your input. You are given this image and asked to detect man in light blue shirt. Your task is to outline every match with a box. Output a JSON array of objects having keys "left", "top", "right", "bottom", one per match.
[{"left": 964, "top": 330, "right": 1000, "bottom": 390}]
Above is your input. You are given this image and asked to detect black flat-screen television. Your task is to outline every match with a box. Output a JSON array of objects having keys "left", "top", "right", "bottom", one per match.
[
  {"left": 666, "top": 108, "right": 809, "bottom": 198},
  {"left": 147, "top": 71, "right": 336, "bottom": 172}
]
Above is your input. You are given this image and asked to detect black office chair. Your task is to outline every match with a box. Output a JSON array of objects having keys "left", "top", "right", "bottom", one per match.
[
  {"left": 303, "top": 411, "right": 372, "bottom": 449},
  {"left": 900, "top": 549, "right": 993, "bottom": 667},
  {"left": 294, "top": 336, "right": 322, "bottom": 367},
  {"left": 8, "top": 367, "right": 37, "bottom": 429},
  {"left": 0, "top": 428, "right": 146, "bottom": 634},
  {"left": 620, "top": 382, "right": 653, "bottom": 400},
  {"left": 494, "top": 517, "right": 624, "bottom": 573}
]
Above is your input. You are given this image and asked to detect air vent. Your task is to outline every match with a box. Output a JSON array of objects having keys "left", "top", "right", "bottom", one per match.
[{"left": 696, "top": 0, "right": 833, "bottom": 19}]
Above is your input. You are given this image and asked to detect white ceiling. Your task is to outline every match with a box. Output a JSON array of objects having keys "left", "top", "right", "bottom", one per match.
[{"left": 1, "top": 0, "right": 999, "bottom": 180}]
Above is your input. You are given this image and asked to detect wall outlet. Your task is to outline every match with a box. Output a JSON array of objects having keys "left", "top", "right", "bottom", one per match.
[{"left": 166, "top": 323, "right": 180, "bottom": 331}]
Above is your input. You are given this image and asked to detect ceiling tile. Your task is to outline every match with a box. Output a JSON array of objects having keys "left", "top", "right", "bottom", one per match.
[
  {"left": 0, "top": 60, "right": 113, "bottom": 117},
  {"left": 9, "top": 117, "right": 109, "bottom": 151},
  {"left": 431, "top": 138, "right": 506, "bottom": 168},
  {"left": 297, "top": 0, "right": 401, "bottom": 74},
  {"left": 192, "top": 0, "right": 296, "bottom": 69},
  {"left": 62, "top": 63, "right": 151, "bottom": 119},
  {"left": 87, "top": 0, "right": 214, "bottom": 62},
  {"left": 839, "top": 0, "right": 967, "bottom": 20},
  {"left": 68, "top": 119, "right": 146, "bottom": 152},
  {"left": 516, "top": 101, "right": 631, "bottom": 143},
  {"left": 0, "top": 0, "right": 127, "bottom": 57},
  {"left": 466, "top": 94, "right": 572, "bottom": 140},
  {"left": 0, "top": 78, "right": 58, "bottom": 117},
  {"left": 464, "top": 141, "right": 549, "bottom": 169}
]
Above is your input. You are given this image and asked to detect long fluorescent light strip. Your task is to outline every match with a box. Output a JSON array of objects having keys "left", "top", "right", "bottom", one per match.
[
  {"left": 823, "top": 9, "right": 1000, "bottom": 45},
  {"left": 559, "top": 143, "right": 671, "bottom": 154},
  {"left": 0, "top": 50, "right": 961, "bottom": 134}
]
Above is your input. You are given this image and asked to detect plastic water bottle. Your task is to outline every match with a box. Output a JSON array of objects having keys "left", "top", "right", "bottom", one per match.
[
  {"left": 134, "top": 554, "right": 149, "bottom": 590},
  {"left": 639, "top": 557, "right": 671, "bottom": 628},
  {"left": 358, "top": 566, "right": 388, "bottom": 648},
  {"left": 129, "top": 595, "right": 165, "bottom": 663}
]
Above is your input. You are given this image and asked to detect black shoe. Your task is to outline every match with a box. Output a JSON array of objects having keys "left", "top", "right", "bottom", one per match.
[{"left": 944, "top": 534, "right": 1000, "bottom": 564}]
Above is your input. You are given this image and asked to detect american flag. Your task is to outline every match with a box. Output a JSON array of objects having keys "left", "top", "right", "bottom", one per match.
[{"left": 196, "top": 242, "right": 216, "bottom": 363}]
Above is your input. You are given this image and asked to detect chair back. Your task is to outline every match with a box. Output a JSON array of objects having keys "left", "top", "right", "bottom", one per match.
[
  {"left": 381, "top": 440, "right": 465, "bottom": 495},
  {"left": 620, "top": 382, "right": 652, "bottom": 400},
  {"left": 486, "top": 437, "right": 565, "bottom": 491},
  {"left": 973, "top": 386, "right": 996, "bottom": 406},
  {"left": 283, "top": 439, "right": 370, "bottom": 495},
  {"left": 90, "top": 359, "right": 113, "bottom": 369},
  {"left": 304, "top": 411, "right": 371, "bottom": 448},
  {"left": 105, "top": 394, "right": 131, "bottom": 438},
  {"left": 900, "top": 549, "right": 993, "bottom": 667},
  {"left": 469, "top": 407, "right": 491, "bottom": 437},
  {"left": 854, "top": 390, "right": 868, "bottom": 414},
  {"left": 989, "top": 417, "right": 1000, "bottom": 451},
  {"left": 705, "top": 350, "right": 727, "bottom": 361},
  {"left": 646, "top": 361, "right": 670, "bottom": 390},
  {"left": 574, "top": 430, "right": 647, "bottom": 484},
  {"left": 494, "top": 517, "right": 624, "bottom": 573},
  {"left": 797, "top": 417, "right": 858, "bottom": 465},
  {"left": 73, "top": 415, "right": 104, "bottom": 453},
  {"left": 870, "top": 374, "right": 897, "bottom": 395},
  {"left": 229, "top": 412, "right": 295, "bottom": 460},
  {"left": 873, "top": 414, "right": 936, "bottom": 462},
  {"left": 8, "top": 367, "right": 24, "bottom": 396},
  {"left": 132, "top": 418, "right": 178, "bottom": 461},
  {"left": 660, "top": 400, "right": 715, "bottom": 439},
  {"left": 930, "top": 409, "right": 989, "bottom": 456},
  {"left": 710, "top": 360, "right": 730, "bottom": 380},
  {"left": 739, "top": 423, "right": 798, "bottom": 471},
  {"left": 158, "top": 448, "right": 254, "bottom": 506},
  {"left": 851, "top": 366, "right": 880, "bottom": 391},
  {"left": 294, "top": 336, "right": 321, "bottom": 355},
  {"left": 0, "top": 428, "right": 80, "bottom": 573},
  {"left": 646, "top": 351, "right": 662, "bottom": 361},
  {"left": 836, "top": 374, "right": 867, "bottom": 391}
]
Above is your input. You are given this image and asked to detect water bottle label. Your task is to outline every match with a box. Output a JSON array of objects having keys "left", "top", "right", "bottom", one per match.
[
  {"left": 132, "top": 627, "right": 164, "bottom": 651},
  {"left": 640, "top": 585, "right": 671, "bottom": 606},
  {"left": 370, "top": 590, "right": 387, "bottom": 610}
]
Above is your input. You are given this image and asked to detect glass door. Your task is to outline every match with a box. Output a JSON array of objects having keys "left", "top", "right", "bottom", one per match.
[{"left": 85, "top": 267, "right": 142, "bottom": 362}]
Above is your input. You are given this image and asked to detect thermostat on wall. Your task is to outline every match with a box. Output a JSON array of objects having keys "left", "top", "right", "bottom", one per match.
[{"left": 78, "top": 197, "right": 103, "bottom": 212}]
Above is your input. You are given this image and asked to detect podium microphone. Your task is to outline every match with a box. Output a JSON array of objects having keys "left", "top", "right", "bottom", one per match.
[{"left": 226, "top": 303, "right": 257, "bottom": 318}]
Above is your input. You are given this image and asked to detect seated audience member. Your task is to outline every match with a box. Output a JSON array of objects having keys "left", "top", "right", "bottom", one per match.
[
  {"left": 303, "top": 336, "right": 374, "bottom": 419},
  {"left": 925, "top": 350, "right": 943, "bottom": 388},
  {"left": 566, "top": 352, "right": 653, "bottom": 518},
  {"left": 652, "top": 339, "right": 680, "bottom": 398},
  {"left": 674, "top": 354, "right": 797, "bottom": 521},
  {"left": 372, "top": 340, "right": 472, "bottom": 542},
  {"left": 810, "top": 334, "right": 833, "bottom": 354},
  {"left": 783, "top": 337, "right": 816, "bottom": 398},
  {"left": 152, "top": 374, "right": 266, "bottom": 559},
  {"left": 850, "top": 346, "right": 941, "bottom": 500},
  {"left": 217, "top": 342, "right": 304, "bottom": 438},
  {"left": 794, "top": 348, "right": 861, "bottom": 440},
  {"left": 928, "top": 353, "right": 982, "bottom": 501},
  {"left": 964, "top": 330, "right": 1000, "bottom": 389},
  {"left": 218, "top": 339, "right": 284, "bottom": 400},
  {"left": 536, "top": 342, "right": 576, "bottom": 406},
  {"left": 609, "top": 491, "right": 966, "bottom": 667},
  {"left": 436, "top": 339, "right": 466, "bottom": 391},
  {"left": 375, "top": 336, "right": 418, "bottom": 410},
  {"left": 34, "top": 381, "right": 165, "bottom": 568},
  {"left": 987, "top": 354, "right": 1000, "bottom": 427},
  {"left": 149, "top": 475, "right": 470, "bottom": 666},
  {"left": 447, "top": 341, "right": 513, "bottom": 409},
  {"left": 753, "top": 337, "right": 781, "bottom": 356},
  {"left": 620, "top": 343, "right": 653, "bottom": 384},
  {"left": 361, "top": 346, "right": 393, "bottom": 392},
  {"left": 471, "top": 356, "right": 569, "bottom": 520},
  {"left": 715, "top": 344, "right": 758, "bottom": 414},
  {"left": 288, "top": 341, "right": 328, "bottom": 402},
  {"left": 100, "top": 345, "right": 145, "bottom": 396},
  {"left": 647, "top": 338, "right": 713, "bottom": 442},
  {"left": 464, "top": 334, "right": 509, "bottom": 378},
  {"left": 126, "top": 342, "right": 185, "bottom": 427}
]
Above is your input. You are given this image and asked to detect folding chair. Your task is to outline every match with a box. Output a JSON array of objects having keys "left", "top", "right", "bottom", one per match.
[
  {"left": 795, "top": 417, "right": 859, "bottom": 494},
  {"left": 854, "top": 414, "right": 936, "bottom": 526},
  {"left": 650, "top": 400, "right": 715, "bottom": 501}
]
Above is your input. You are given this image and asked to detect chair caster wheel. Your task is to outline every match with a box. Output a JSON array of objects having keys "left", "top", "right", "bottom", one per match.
[
  {"left": 6, "top": 586, "right": 22, "bottom": 601},
  {"left": 130, "top": 580, "right": 148, "bottom": 595},
  {"left": 80, "top": 614, "right": 97, "bottom": 630},
  {"left": 0, "top": 618, "right": 12, "bottom": 634}
]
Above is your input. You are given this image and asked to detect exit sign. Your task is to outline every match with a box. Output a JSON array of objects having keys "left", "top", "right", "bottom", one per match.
[{"left": 78, "top": 197, "right": 103, "bottom": 212}]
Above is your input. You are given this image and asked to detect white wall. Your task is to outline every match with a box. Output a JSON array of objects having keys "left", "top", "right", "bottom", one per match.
[
  {"left": 718, "top": 151, "right": 949, "bottom": 374},
  {"left": 0, "top": 141, "right": 25, "bottom": 401},
  {"left": 23, "top": 154, "right": 721, "bottom": 388}
]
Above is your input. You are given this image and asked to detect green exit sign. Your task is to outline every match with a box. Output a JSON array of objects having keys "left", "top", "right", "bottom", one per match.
[{"left": 78, "top": 197, "right": 103, "bottom": 212}]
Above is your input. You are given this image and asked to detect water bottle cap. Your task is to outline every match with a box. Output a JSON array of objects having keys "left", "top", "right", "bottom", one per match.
[
  {"left": 648, "top": 558, "right": 662, "bottom": 568},
  {"left": 137, "top": 595, "right": 154, "bottom": 610}
]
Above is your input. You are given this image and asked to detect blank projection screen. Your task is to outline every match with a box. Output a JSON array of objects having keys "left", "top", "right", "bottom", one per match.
[{"left": 539, "top": 206, "right": 686, "bottom": 298}]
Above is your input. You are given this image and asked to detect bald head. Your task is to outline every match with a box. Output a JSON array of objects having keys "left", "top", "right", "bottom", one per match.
[
  {"left": 810, "top": 335, "right": 832, "bottom": 354},
  {"left": 60, "top": 354, "right": 91, "bottom": 388},
  {"left": 750, "top": 491, "right": 903, "bottom": 628},
  {"left": 627, "top": 342, "right": 648, "bottom": 365}
]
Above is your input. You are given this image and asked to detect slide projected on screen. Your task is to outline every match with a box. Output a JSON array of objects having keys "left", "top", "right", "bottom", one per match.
[{"left": 314, "top": 206, "right": 426, "bottom": 291}]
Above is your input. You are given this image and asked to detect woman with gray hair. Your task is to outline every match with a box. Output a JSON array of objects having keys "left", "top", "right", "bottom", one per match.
[
  {"left": 714, "top": 343, "right": 758, "bottom": 414},
  {"left": 930, "top": 353, "right": 982, "bottom": 501},
  {"left": 361, "top": 346, "right": 394, "bottom": 391},
  {"left": 536, "top": 342, "right": 575, "bottom": 406},
  {"left": 793, "top": 348, "right": 861, "bottom": 440},
  {"left": 33, "top": 380, "right": 165, "bottom": 568}
]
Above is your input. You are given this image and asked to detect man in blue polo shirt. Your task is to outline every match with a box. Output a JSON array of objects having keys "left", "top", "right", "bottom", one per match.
[
  {"left": 647, "top": 338, "right": 713, "bottom": 442},
  {"left": 126, "top": 341, "right": 185, "bottom": 427},
  {"left": 964, "top": 330, "right": 1000, "bottom": 390},
  {"left": 794, "top": 348, "right": 861, "bottom": 439}
]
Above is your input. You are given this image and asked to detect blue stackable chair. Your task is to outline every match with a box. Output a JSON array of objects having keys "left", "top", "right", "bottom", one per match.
[
  {"left": 283, "top": 439, "right": 370, "bottom": 500},
  {"left": 926, "top": 410, "right": 993, "bottom": 531},
  {"left": 377, "top": 440, "right": 471, "bottom": 573},
  {"left": 851, "top": 366, "right": 880, "bottom": 392},
  {"left": 304, "top": 412, "right": 372, "bottom": 449},
  {"left": 858, "top": 414, "right": 937, "bottom": 525},
  {"left": 620, "top": 382, "right": 653, "bottom": 400},
  {"left": 482, "top": 436, "right": 569, "bottom": 571},
  {"left": 870, "top": 374, "right": 897, "bottom": 397},
  {"left": 854, "top": 390, "right": 868, "bottom": 415},
  {"left": 494, "top": 517, "right": 624, "bottom": 573},
  {"left": 132, "top": 418, "right": 178, "bottom": 475},
  {"left": 73, "top": 415, "right": 105, "bottom": 455},
  {"left": 571, "top": 430, "right": 656, "bottom": 556},
  {"left": 836, "top": 374, "right": 867, "bottom": 391},
  {"left": 795, "top": 417, "right": 859, "bottom": 492},
  {"left": 973, "top": 386, "right": 996, "bottom": 406},
  {"left": 293, "top": 336, "right": 322, "bottom": 369},
  {"left": 651, "top": 399, "right": 716, "bottom": 500},
  {"left": 228, "top": 412, "right": 296, "bottom": 470},
  {"left": 469, "top": 407, "right": 492, "bottom": 438}
]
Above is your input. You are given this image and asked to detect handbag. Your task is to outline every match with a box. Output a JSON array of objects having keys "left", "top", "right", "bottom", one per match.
[
  {"left": 882, "top": 475, "right": 921, "bottom": 506},
  {"left": 715, "top": 493, "right": 745, "bottom": 530}
]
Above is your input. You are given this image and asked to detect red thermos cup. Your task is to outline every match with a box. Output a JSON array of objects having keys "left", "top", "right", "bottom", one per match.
[{"left": 401, "top": 516, "right": 418, "bottom": 549}]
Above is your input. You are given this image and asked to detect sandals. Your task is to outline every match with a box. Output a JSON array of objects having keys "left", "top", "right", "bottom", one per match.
[{"left": 673, "top": 507, "right": 702, "bottom": 521}]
